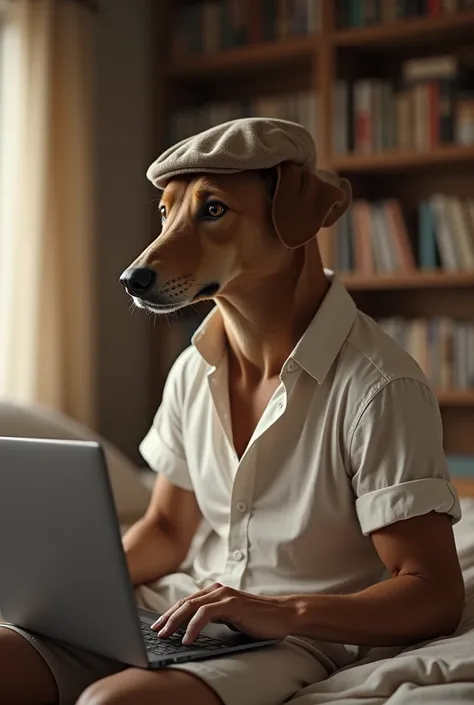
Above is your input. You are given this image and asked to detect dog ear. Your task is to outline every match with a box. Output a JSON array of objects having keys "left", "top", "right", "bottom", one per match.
[{"left": 272, "top": 162, "right": 352, "bottom": 249}]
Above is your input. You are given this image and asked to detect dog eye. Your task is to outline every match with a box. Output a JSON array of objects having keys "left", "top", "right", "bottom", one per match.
[
  {"left": 159, "top": 205, "right": 167, "bottom": 222},
  {"left": 204, "top": 201, "right": 227, "bottom": 219}
]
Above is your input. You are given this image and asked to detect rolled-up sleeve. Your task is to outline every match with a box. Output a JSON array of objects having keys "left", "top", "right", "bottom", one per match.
[
  {"left": 350, "top": 377, "right": 461, "bottom": 535},
  {"left": 139, "top": 351, "right": 193, "bottom": 492}
]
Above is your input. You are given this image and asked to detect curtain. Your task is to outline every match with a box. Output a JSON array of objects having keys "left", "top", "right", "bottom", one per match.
[{"left": 0, "top": 0, "right": 96, "bottom": 427}]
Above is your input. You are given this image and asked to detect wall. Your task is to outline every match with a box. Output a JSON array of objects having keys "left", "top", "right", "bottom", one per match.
[{"left": 95, "top": 0, "right": 157, "bottom": 462}]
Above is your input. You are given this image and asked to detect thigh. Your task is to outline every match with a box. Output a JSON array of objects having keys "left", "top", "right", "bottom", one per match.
[
  {"left": 77, "top": 668, "right": 222, "bottom": 705},
  {"left": 0, "top": 624, "right": 58, "bottom": 705},
  {"left": 170, "top": 638, "right": 330, "bottom": 705},
  {"left": 0, "top": 625, "right": 124, "bottom": 705},
  {"left": 79, "top": 638, "right": 329, "bottom": 705}
]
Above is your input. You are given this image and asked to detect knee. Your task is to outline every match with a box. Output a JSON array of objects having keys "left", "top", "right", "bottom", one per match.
[{"left": 76, "top": 682, "right": 116, "bottom": 705}]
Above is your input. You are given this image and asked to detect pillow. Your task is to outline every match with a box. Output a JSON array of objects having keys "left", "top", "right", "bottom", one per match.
[{"left": 0, "top": 401, "right": 151, "bottom": 524}]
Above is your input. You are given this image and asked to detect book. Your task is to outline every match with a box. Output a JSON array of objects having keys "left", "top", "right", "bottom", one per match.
[
  {"left": 172, "top": 0, "right": 320, "bottom": 56},
  {"left": 334, "top": 195, "right": 474, "bottom": 275},
  {"left": 169, "top": 90, "right": 318, "bottom": 145},
  {"left": 335, "top": 0, "right": 470, "bottom": 27},
  {"left": 377, "top": 316, "right": 474, "bottom": 390},
  {"left": 418, "top": 201, "right": 439, "bottom": 269},
  {"left": 447, "top": 455, "right": 474, "bottom": 477},
  {"left": 336, "top": 54, "right": 474, "bottom": 154}
]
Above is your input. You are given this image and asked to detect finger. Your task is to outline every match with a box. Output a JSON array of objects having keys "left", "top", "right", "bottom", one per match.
[
  {"left": 151, "top": 583, "right": 224, "bottom": 630},
  {"left": 151, "top": 597, "right": 188, "bottom": 630},
  {"left": 183, "top": 598, "right": 239, "bottom": 644},
  {"left": 157, "top": 588, "right": 228, "bottom": 638},
  {"left": 156, "top": 602, "right": 196, "bottom": 638}
]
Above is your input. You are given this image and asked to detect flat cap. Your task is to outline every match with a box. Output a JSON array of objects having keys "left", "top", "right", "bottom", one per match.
[{"left": 146, "top": 117, "right": 317, "bottom": 189}]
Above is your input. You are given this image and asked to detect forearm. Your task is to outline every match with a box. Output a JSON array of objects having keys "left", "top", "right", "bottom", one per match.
[
  {"left": 292, "top": 574, "right": 464, "bottom": 646},
  {"left": 123, "top": 517, "right": 187, "bottom": 587}
]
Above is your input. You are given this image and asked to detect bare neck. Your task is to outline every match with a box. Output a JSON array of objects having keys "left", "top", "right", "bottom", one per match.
[{"left": 216, "top": 244, "right": 329, "bottom": 383}]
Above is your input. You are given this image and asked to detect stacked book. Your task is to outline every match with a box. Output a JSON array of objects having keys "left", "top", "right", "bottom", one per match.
[
  {"left": 447, "top": 455, "right": 474, "bottom": 476},
  {"left": 333, "top": 53, "right": 474, "bottom": 154},
  {"left": 419, "top": 195, "right": 474, "bottom": 271},
  {"left": 172, "top": 0, "right": 321, "bottom": 57},
  {"left": 168, "top": 91, "right": 318, "bottom": 147},
  {"left": 335, "top": 195, "right": 474, "bottom": 274},
  {"left": 378, "top": 317, "right": 474, "bottom": 389},
  {"left": 335, "top": 199, "right": 416, "bottom": 274},
  {"left": 335, "top": 0, "right": 474, "bottom": 28}
]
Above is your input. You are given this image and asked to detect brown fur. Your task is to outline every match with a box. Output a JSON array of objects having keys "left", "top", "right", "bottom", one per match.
[
  {"left": 128, "top": 163, "right": 351, "bottom": 310},
  {"left": 125, "top": 163, "right": 351, "bottom": 456}
]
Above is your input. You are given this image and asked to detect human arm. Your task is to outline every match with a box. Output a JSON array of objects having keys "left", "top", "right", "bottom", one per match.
[
  {"left": 153, "top": 510, "right": 464, "bottom": 645},
  {"left": 123, "top": 474, "right": 202, "bottom": 587},
  {"left": 124, "top": 347, "right": 202, "bottom": 586}
]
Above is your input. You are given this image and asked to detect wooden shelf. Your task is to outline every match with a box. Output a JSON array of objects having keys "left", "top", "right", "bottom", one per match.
[
  {"left": 342, "top": 272, "right": 474, "bottom": 291},
  {"left": 332, "top": 145, "right": 474, "bottom": 173},
  {"left": 166, "top": 35, "right": 317, "bottom": 79},
  {"left": 453, "top": 478, "right": 474, "bottom": 498},
  {"left": 333, "top": 10, "right": 474, "bottom": 47},
  {"left": 437, "top": 391, "right": 474, "bottom": 407}
]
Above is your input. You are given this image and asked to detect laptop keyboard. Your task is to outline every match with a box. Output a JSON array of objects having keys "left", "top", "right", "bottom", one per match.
[{"left": 140, "top": 619, "right": 230, "bottom": 655}]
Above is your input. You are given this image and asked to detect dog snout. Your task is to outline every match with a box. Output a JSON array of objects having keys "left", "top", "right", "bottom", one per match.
[{"left": 120, "top": 267, "right": 156, "bottom": 297}]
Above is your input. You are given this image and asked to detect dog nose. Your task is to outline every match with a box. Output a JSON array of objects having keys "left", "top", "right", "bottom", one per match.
[{"left": 120, "top": 267, "right": 156, "bottom": 296}]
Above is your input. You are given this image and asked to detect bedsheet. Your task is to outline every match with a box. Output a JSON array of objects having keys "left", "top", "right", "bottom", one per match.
[{"left": 290, "top": 497, "right": 474, "bottom": 704}]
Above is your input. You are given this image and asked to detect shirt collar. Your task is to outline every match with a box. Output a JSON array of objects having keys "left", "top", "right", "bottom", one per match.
[
  {"left": 290, "top": 271, "right": 357, "bottom": 384},
  {"left": 192, "top": 270, "right": 357, "bottom": 383},
  {"left": 191, "top": 306, "right": 226, "bottom": 369}
]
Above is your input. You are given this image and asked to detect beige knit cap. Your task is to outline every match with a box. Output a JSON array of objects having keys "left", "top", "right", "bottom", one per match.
[{"left": 146, "top": 117, "right": 317, "bottom": 188}]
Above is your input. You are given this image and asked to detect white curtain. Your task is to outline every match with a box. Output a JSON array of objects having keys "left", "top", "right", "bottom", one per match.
[{"left": 0, "top": 0, "right": 96, "bottom": 427}]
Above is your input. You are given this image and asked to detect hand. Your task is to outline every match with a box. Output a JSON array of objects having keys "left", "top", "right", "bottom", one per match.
[{"left": 151, "top": 582, "right": 300, "bottom": 645}]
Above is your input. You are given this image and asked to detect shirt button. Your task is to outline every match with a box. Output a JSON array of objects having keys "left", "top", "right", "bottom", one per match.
[
  {"left": 287, "top": 360, "right": 297, "bottom": 372},
  {"left": 233, "top": 550, "right": 244, "bottom": 561},
  {"left": 236, "top": 502, "right": 247, "bottom": 512},
  {"left": 278, "top": 400, "right": 284, "bottom": 410}
]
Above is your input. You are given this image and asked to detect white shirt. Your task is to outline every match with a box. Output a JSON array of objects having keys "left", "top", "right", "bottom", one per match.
[{"left": 140, "top": 271, "right": 461, "bottom": 601}]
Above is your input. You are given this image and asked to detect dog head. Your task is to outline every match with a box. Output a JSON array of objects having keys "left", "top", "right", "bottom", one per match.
[{"left": 120, "top": 163, "right": 351, "bottom": 314}]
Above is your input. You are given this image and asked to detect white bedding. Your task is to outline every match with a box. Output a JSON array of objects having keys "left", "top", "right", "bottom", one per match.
[{"left": 291, "top": 497, "right": 474, "bottom": 704}]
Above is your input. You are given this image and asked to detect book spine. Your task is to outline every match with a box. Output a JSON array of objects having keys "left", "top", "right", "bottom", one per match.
[
  {"left": 439, "top": 80, "right": 455, "bottom": 144},
  {"left": 384, "top": 200, "right": 416, "bottom": 270},
  {"left": 261, "top": 0, "right": 276, "bottom": 41},
  {"left": 333, "top": 82, "right": 348, "bottom": 154},
  {"left": 352, "top": 201, "right": 374, "bottom": 274},
  {"left": 430, "top": 194, "right": 459, "bottom": 270},
  {"left": 468, "top": 323, "right": 474, "bottom": 387},
  {"left": 448, "top": 197, "right": 474, "bottom": 269},
  {"left": 396, "top": 91, "right": 412, "bottom": 150},
  {"left": 418, "top": 201, "right": 439, "bottom": 269},
  {"left": 354, "top": 80, "right": 372, "bottom": 154},
  {"left": 428, "top": 82, "right": 440, "bottom": 147},
  {"left": 456, "top": 96, "right": 474, "bottom": 145},
  {"left": 337, "top": 0, "right": 351, "bottom": 28},
  {"left": 373, "top": 203, "right": 397, "bottom": 271},
  {"left": 248, "top": 0, "right": 262, "bottom": 43}
]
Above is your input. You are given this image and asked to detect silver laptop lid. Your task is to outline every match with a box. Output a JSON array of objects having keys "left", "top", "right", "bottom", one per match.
[{"left": 0, "top": 437, "right": 147, "bottom": 666}]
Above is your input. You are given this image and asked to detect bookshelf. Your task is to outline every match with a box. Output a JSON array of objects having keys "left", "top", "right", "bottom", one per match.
[
  {"left": 152, "top": 0, "right": 474, "bottom": 469},
  {"left": 332, "top": 145, "right": 474, "bottom": 172}
]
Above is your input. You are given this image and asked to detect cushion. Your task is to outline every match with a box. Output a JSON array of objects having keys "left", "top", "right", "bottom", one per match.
[{"left": 0, "top": 401, "right": 151, "bottom": 524}]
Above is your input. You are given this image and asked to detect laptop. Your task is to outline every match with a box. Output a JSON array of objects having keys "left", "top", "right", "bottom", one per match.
[{"left": 0, "top": 436, "right": 278, "bottom": 668}]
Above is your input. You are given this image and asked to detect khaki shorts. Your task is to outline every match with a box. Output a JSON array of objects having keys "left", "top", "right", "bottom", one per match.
[
  {"left": 1, "top": 624, "right": 338, "bottom": 705},
  {"left": 0, "top": 577, "right": 358, "bottom": 705}
]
